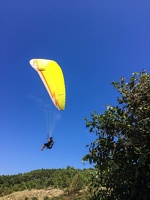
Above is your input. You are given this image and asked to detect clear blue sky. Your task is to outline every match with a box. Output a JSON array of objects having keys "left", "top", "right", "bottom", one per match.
[{"left": 0, "top": 0, "right": 150, "bottom": 175}]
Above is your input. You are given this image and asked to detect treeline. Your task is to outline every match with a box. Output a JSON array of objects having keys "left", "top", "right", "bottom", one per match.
[{"left": 0, "top": 166, "right": 93, "bottom": 197}]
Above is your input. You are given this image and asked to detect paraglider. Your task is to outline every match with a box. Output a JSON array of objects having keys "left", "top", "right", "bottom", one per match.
[
  {"left": 29, "top": 59, "right": 66, "bottom": 110},
  {"left": 29, "top": 58, "right": 66, "bottom": 150},
  {"left": 40, "top": 136, "right": 54, "bottom": 150}
]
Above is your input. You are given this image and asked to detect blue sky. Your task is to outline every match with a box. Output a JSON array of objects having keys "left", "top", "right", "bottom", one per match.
[{"left": 0, "top": 0, "right": 150, "bottom": 175}]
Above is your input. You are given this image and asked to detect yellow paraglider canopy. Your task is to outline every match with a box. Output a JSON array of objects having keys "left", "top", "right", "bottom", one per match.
[{"left": 29, "top": 59, "right": 66, "bottom": 110}]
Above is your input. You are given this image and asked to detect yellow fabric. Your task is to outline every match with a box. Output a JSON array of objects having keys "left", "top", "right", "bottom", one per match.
[{"left": 30, "top": 59, "right": 66, "bottom": 110}]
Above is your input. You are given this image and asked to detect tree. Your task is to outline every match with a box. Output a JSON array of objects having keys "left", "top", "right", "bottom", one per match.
[
  {"left": 69, "top": 174, "right": 84, "bottom": 195},
  {"left": 83, "top": 71, "right": 150, "bottom": 200}
]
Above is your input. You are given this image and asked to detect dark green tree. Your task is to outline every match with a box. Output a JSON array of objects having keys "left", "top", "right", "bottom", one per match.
[{"left": 83, "top": 71, "right": 150, "bottom": 200}]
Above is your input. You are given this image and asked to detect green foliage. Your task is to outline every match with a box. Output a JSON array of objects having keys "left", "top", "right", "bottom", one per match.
[
  {"left": 83, "top": 71, "right": 150, "bottom": 200},
  {"left": 0, "top": 167, "right": 92, "bottom": 197}
]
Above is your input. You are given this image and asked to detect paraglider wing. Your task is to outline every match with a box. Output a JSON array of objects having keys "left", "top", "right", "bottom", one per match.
[{"left": 29, "top": 59, "right": 66, "bottom": 110}]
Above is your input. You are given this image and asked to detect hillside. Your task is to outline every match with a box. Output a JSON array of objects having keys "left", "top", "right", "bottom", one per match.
[
  {"left": 0, "top": 167, "right": 93, "bottom": 199},
  {"left": 0, "top": 189, "right": 64, "bottom": 200}
]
